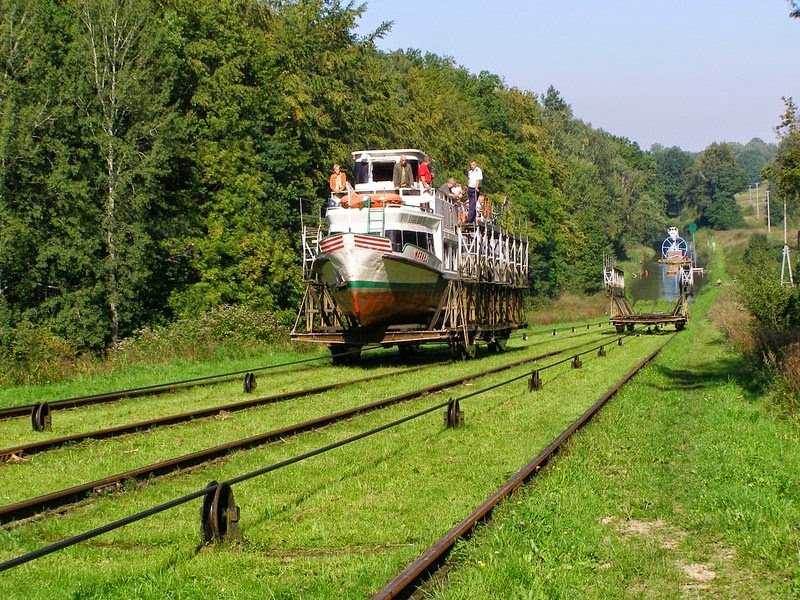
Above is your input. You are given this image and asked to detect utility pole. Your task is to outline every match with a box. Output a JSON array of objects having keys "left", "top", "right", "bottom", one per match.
[
  {"left": 755, "top": 182, "right": 760, "bottom": 219},
  {"left": 781, "top": 195, "right": 793, "bottom": 286},
  {"left": 766, "top": 190, "right": 771, "bottom": 233}
]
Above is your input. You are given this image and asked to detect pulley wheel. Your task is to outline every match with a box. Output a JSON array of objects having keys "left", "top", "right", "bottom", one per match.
[
  {"left": 243, "top": 372, "right": 257, "bottom": 393},
  {"left": 201, "top": 481, "right": 239, "bottom": 543},
  {"left": 31, "top": 402, "right": 51, "bottom": 432}
]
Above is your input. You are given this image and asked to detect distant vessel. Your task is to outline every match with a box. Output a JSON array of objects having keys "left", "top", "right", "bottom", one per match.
[{"left": 661, "top": 227, "right": 689, "bottom": 263}]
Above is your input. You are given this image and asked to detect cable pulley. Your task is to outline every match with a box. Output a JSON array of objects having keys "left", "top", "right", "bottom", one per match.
[
  {"left": 201, "top": 481, "right": 241, "bottom": 544},
  {"left": 243, "top": 372, "right": 257, "bottom": 393},
  {"left": 528, "top": 370, "right": 542, "bottom": 392},
  {"left": 443, "top": 398, "right": 464, "bottom": 428},
  {"left": 31, "top": 403, "right": 51, "bottom": 432}
]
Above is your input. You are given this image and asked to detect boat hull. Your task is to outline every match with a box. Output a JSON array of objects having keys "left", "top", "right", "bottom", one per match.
[{"left": 315, "top": 234, "right": 446, "bottom": 328}]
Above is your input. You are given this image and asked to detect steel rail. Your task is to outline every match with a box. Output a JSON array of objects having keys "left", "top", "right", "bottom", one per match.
[
  {"left": 508, "top": 319, "right": 607, "bottom": 340},
  {"left": 0, "top": 362, "right": 448, "bottom": 461},
  {"left": 372, "top": 337, "right": 673, "bottom": 600},
  {"left": 0, "top": 330, "right": 612, "bottom": 460},
  {"left": 0, "top": 335, "right": 617, "bottom": 525},
  {"left": 0, "top": 344, "right": 381, "bottom": 421},
  {"left": 0, "top": 332, "right": 627, "bottom": 573}
]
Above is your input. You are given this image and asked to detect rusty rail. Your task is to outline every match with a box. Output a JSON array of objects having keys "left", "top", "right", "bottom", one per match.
[
  {"left": 0, "top": 335, "right": 618, "bottom": 525},
  {"left": 372, "top": 338, "right": 671, "bottom": 600}
]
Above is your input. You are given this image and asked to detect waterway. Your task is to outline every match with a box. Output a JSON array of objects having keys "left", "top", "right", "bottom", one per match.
[{"left": 627, "top": 259, "right": 705, "bottom": 304}]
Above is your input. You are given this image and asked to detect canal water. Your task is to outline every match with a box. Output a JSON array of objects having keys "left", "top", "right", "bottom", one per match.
[{"left": 627, "top": 259, "right": 705, "bottom": 304}]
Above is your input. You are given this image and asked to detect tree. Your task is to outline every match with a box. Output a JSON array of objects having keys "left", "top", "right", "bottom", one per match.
[
  {"left": 729, "top": 138, "right": 777, "bottom": 184},
  {"left": 651, "top": 145, "right": 694, "bottom": 216},
  {"left": 765, "top": 97, "right": 800, "bottom": 211},
  {"left": 683, "top": 143, "right": 746, "bottom": 229}
]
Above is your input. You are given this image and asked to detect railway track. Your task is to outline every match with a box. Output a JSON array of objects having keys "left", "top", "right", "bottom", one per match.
[
  {"left": 0, "top": 345, "right": 383, "bottom": 421},
  {"left": 0, "top": 362, "right": 448, "bottom": 460},
  {"left": 0, "top": 327, "right": 641, "bottom": 575},
  {"left": 0, "top": 321, "right": 609, "bottom": 422},
  {"left": 0, "top": 327, "right": 611, "bottom": 456},
  {"left": 0, "top": 332, "right": 620, "bottom": 526},
  {"left": 372, "top": 336, "right": 674, "bottom": 599}
]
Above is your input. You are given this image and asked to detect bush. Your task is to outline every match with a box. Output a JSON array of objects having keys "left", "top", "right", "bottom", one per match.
[
  {"left": 0, "top": 320, "right": 80, "bottom": 386},
  {"left": 0, "top": 305, "right": 288, "bottom": 387},
  {"left": 112, "top": 304, "right": 288, "bottom": 368}
]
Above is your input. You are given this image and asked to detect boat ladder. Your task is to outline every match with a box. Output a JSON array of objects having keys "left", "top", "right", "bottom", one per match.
[
  {"left": 368, "top": 206, "right": 385, "bottom": 236},
  {"left": 301, "top": 226, "right": 323, "bottom": 278}
]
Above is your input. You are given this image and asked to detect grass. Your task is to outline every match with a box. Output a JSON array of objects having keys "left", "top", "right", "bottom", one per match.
[
  {"left": 0, "top": 344, "right": 328, "bottom": 410},
  {"left": 0, "top": 326, "right": 669, "bottom": 598},
  {"left": 525, "top": 293, "right": 607, "bottom": 326},
  {"left": 422, "top": 242, "right": 800, "bottom": 599}
]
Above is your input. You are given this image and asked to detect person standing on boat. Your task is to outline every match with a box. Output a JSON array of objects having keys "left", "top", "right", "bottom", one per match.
[
  {"left": 466, "top": 160, "right": 483, "bottom": 223},
  {"left": 393, "top": 155, "right": 414, "bottom": 190},
  {"left": 329, "top": 163, "right": 347, "bottom": 196},
  {"left": 438, "top": 177, "right": 462, "bottom": 201},
  {"left": 418, "top": 154, "right": 433, "bottom": 191}
]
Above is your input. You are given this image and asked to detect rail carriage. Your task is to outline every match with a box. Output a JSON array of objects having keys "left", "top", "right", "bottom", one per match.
[{"left": 291, "top": 149, "right": 529, "bottom": 361}]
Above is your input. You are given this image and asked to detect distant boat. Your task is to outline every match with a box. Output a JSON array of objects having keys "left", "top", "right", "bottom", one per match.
[{"left": 661, "top": 227, "right": 688, "bottom": 264}]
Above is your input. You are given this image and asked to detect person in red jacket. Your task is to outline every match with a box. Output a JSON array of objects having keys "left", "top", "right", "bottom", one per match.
[{"left": 418, "top": 154, "right": 433, "bottom": 191}]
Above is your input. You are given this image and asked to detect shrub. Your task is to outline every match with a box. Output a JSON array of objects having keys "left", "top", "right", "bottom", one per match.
[
  {"left": 112, "top": 304, "right": 288, "bottom": 368},
  {"left": 0, "top": 305, "right": 288, "bottom": 387},
  {"left": 0, "top": 320, "right": 80, "bottom": 386}
]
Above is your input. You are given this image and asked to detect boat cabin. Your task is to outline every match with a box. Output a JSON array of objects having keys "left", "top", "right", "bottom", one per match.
[{"left": 326, "top": 149, "right": 460, "bottom": 272}]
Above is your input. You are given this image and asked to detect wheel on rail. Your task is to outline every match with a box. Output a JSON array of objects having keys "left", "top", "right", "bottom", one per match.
[
  {"left": 675, "top": 322, "right": 685, "bottom": 331},
  {"left": 487, "top": 331, "right": 509, "bottom": 353},
  {"left": 329, "top": 343, "right": 363, "bottom": 365},
  {"left": 615, "top": 324, "right": 625, "bottom": 334},
  {"left": 397, "top": 342, "right": 420, "bottom": 359},
  {"left": 449, "top": 339, "right": 477, "bottom": 360},
  {"left": 626, "top": 323, "right": 634, "bottom": 332}
]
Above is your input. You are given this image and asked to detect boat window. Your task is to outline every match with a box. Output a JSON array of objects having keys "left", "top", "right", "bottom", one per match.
[
  {"left": 372, "top": 161, "right": 395, "bottom": 183},
  {"left": 386, "top": 230, "right": 433, "bottom": 253},
  {"left": 386, "top": 230, "right": 402, "bottom": 252},
  {"left": 370, "top": 160, "right": 420, "bottom": 184}
]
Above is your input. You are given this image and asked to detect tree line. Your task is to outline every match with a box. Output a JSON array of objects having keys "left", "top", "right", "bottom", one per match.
[{"left": 0, "top": 0, "right": 791, "bottom": 353}]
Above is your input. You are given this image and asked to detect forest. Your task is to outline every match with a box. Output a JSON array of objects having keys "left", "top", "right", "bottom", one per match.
[{"left": 0, "top": 0, "right": 792, "bottom": 356}]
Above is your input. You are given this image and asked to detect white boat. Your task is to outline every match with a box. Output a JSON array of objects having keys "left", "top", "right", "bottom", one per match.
[{"left": 313, "top": 149, "right": 459, "bottom": 327}]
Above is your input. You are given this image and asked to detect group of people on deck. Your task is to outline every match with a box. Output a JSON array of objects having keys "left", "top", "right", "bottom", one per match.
[{"left": 328, "top": 155, "right": 485, "bottom": 224}]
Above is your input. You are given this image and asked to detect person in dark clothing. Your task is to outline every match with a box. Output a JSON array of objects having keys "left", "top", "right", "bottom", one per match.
[
  {"left": 392, "top": 155, "right": 414, "bottom": 189},
  {"left": 354, "top": 153, "right": 370, "bottom": 184},
  {"left": 466, "top": 159, "right": 483, "bottom": 224}
]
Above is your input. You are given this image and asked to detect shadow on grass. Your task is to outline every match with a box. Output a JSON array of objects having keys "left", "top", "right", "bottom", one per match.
[{"left": 651, "top": 354, "right": 763, "bottom": 399}]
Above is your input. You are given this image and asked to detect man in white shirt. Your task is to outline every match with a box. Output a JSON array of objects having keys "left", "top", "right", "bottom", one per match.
[{"left": 466, "top": 160, "right": 483, "bottom": 223}]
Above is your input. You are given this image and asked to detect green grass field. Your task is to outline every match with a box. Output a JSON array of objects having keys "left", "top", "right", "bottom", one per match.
[
  {"left": 3, "top": 242, "right": 796, "bottom": 598},
  {"left": 0, "top": 323, "right": 670, "bottom": 598},
  {"left": 424, "top": 245, "right": 800, "bottom": 599}
]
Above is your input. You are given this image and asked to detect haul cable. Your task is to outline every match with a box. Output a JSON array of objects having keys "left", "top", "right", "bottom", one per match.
[
  {"left": 0, "top": 344, "right": 381, "bottom": 421},
  {"left": 0, "top": 329, "right": 612, "bottom": 459},
  {"left": 0, "top": 332, "right": 631, "bottom": 572},
  {"left": 0, "top": 333, "right": 619, "bottom": 526},
  {"left": 372, "top": 336, "right": 674, "bottom": 600},
  {"left": 0, "top": 362, "right": 447, "bottom": 460}
]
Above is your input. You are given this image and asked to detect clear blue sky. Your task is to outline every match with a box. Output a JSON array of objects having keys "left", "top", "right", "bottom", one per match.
[{"left": 356, "top": 1, "right": 799, "bottom": 152}]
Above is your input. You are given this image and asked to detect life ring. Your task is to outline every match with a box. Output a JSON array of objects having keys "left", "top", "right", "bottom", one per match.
[
  {"left": 340, "top": 191, "right": 364, "bottom": 209},
  {"left": 368, "top": 192, "right": 402, "bottom": 208}
]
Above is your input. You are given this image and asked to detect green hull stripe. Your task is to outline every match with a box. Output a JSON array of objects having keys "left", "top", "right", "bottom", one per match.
[{"left": 346, "top": 280, "right": 440, "bottom": 290}]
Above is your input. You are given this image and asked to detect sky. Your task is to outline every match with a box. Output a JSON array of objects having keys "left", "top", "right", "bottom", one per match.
[{"left": 356, "top": 1, "right": 799, "bottom": 152}]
